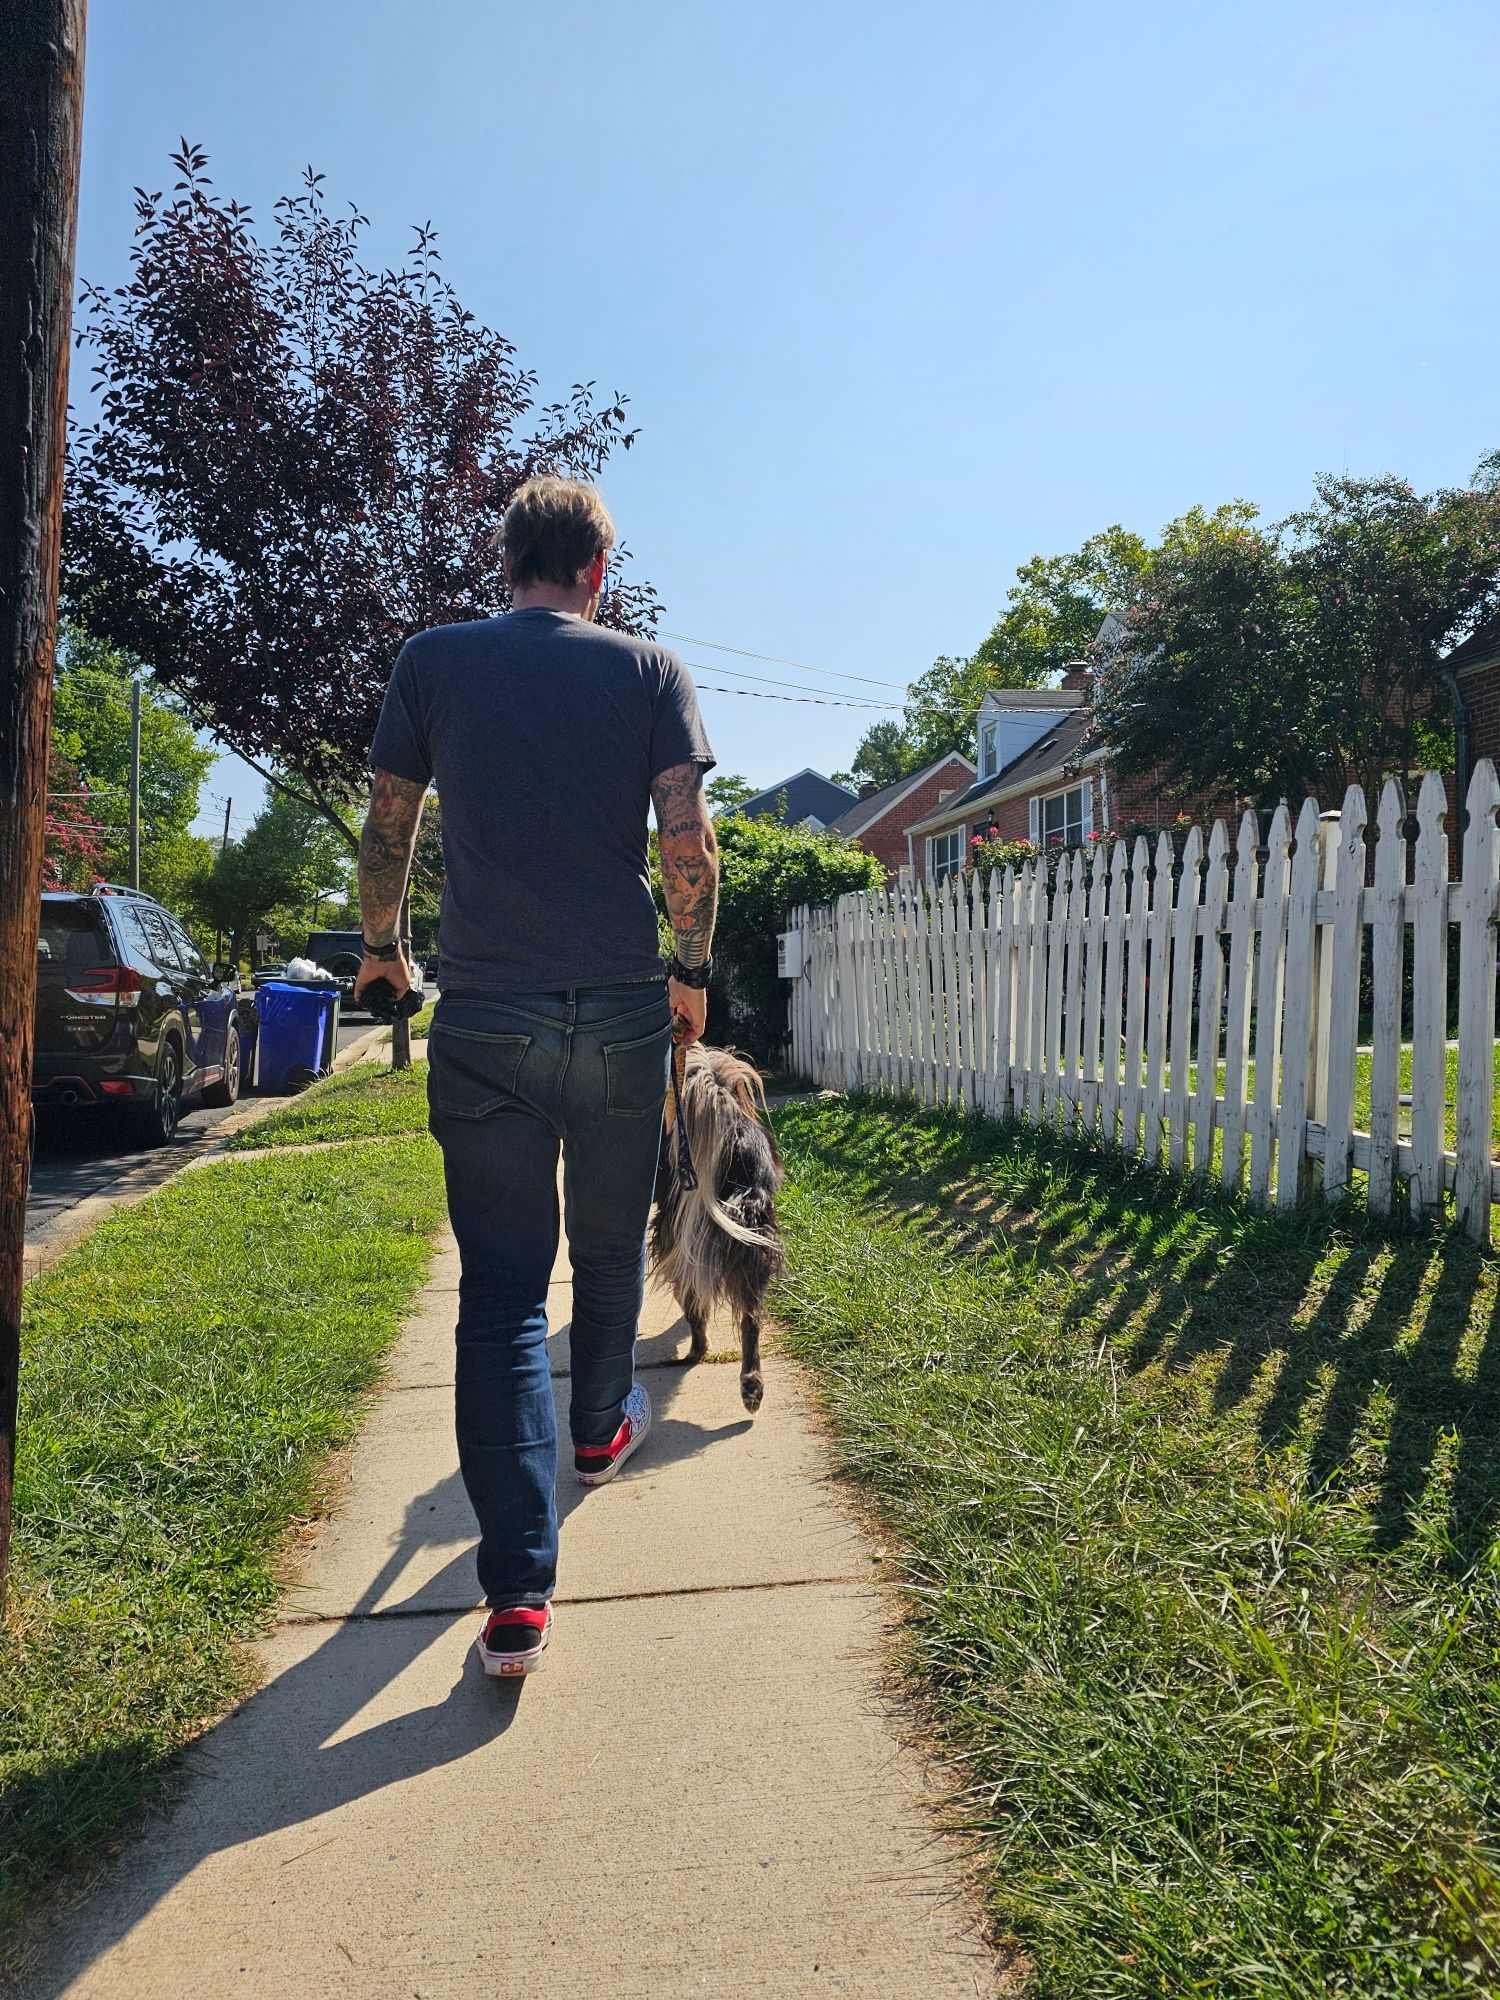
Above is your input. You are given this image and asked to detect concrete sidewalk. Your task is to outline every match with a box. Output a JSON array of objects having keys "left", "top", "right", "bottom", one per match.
[{"left": 21, "top": 1226, "right": 1000, "bottom": 1999}]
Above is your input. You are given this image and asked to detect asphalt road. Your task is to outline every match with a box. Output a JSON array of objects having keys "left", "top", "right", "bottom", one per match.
[{"left": 25, "top": 1011, "right": 381, "bottom": 1260}]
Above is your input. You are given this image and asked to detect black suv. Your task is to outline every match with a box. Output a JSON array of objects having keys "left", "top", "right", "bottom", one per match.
[{"left": 34, "top": 886, "right": 244, "bottom": 1144}]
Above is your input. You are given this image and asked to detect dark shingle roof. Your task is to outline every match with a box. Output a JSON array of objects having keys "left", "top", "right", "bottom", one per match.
[
  {"left": 1448, "top": 615, "right": 1500, "bottom": 674},
  {"left": 735, "top": 769, "right": 859, "bottom": 827},
  {"left": 907, "top": 712, "right": 1093, "bottom": 834},
  {"left": 824, "top": 753, "right": 974, "bottom": 840}
]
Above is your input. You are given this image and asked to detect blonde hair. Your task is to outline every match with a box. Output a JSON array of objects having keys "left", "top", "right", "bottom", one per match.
[{"left": 501, "top": 476, "right": 615, "bottom": 588}]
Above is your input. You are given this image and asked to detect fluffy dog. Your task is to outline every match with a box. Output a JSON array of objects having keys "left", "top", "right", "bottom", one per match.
[{"left": 651, "top": 1045, "right": 784, "bottom": 1413}]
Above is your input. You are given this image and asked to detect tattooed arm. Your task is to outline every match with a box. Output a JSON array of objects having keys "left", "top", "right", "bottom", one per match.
[
  {"left": 354, "top": 767, "right": 428, "bottom": 1002},
  {"left": 652, "top": 759, "right": 718, "bottom": 1046}
]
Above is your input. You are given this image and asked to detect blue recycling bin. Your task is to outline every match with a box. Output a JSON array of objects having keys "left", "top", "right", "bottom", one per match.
[{"left": 254, "top": 979, "right": 341, "bottom": 1094}]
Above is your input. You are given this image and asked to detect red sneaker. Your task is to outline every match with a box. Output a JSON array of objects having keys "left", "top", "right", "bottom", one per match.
[
  {"left": 475, "top": 1603, "right": 552, "bottom": 1677},
  {"left": 573, "top": 1383, "right": 652, "bottom": 1486}
]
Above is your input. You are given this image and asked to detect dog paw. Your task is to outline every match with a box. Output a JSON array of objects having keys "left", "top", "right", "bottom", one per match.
[{"left": 740, "top": 1373, "right": 764, "bottom": 1414}]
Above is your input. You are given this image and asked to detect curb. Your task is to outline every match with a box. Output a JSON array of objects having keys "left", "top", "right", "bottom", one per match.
[{"left": 330, "top": 1022, "right": 389, "bottom": 1072}]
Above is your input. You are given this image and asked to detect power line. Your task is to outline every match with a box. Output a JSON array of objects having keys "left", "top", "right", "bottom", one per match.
[
  {"left": 695, "top": 681, "right": 895, "bottom": 710},
  {"left": 662, "top": 630, "right": 911, "bottom": 693},
  {"left": 690, "top": 672, "right": 1003, "bottom": 724},
  {"left": 682, "top": 660, "right": 898, "bottom": 708}
]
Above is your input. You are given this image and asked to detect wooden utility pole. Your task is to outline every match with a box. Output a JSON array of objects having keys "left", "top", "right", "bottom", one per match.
[
  {"left": 214, "top": 795, "right": 231, "bottom": 960},
  {"left": 391, "top": 890, "right": 414, "bottom": 1070},
  {"left": 127, "top": 675, "right": 140, "bottom": 888},
  {"left": 0, "top": 0, "right": 88, "bottom": 1616}
]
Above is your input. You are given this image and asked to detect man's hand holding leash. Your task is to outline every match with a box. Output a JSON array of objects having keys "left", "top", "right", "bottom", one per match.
[
  {"left": 354, "top": 768, "right": 428, "bottom": 1019},
  {"left": 653, "top": 760, "right": 718, "bottom": 1049}
]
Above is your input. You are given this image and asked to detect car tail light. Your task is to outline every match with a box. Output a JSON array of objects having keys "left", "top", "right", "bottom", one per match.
[
  {"left": 98, "top": 1078, "right": 135, "bottom": 1097},
  {"left": 63, "top": 965, "right": 143, "bottom": 1007}
]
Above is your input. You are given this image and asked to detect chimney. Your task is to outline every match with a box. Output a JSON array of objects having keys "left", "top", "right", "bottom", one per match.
[
  {"left": 1060, "top": 660, "right": 1092, "bottom": 696},
  {"left": 859, "top": 781, "right": 878, "bottom": 798}
]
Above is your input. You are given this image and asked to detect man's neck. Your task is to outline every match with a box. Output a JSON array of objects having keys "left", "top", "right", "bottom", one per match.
[{"left": 510, "top": 582, "right": 597, "bottom": 618}]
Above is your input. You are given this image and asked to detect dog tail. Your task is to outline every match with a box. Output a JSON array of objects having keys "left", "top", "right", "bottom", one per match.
[{"left": 671, "top": 1048, "right": 780, "bottom": 1252}]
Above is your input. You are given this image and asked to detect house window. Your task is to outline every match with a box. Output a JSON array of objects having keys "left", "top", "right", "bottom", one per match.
[
  {"left": 1034, "top": 781, "right": 1091, "bottom": 849},
  {"left": 927, "top": 829, "right": 966, "bottom": 883},
  {"left": 979, "top": 720, "right": 998, "bottom": 779}
]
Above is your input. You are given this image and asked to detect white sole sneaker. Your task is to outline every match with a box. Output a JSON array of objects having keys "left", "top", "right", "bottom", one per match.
[
  {"left": 574, "top": 1384, "right": 653, "bottom": 1486},
  {"left": 476, "top": 1605, "right": 553, "bottom": 1677}
]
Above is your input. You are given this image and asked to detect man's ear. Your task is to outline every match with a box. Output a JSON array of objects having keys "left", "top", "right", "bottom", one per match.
[{"left": 587, "top": 551, "right": 607, "bottom": 596}]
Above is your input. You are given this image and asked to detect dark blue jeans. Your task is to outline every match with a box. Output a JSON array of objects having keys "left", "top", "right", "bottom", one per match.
[{"left": 427, "top": 982, "right": 672, "bottom": 1607}]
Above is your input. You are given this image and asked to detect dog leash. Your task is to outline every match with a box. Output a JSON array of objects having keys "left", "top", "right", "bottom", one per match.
[{"left": 670, "top": 1016, "right": 698, "bottom": 1190}]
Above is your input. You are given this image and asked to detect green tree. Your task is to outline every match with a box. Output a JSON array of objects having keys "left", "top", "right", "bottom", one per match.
[
  {"left": 656, "top": 812, "right": 885, "bottom": 1061},
  {"left": 1092, "top": 470, "right": 1500, "bottom": 808},
  {"left": 971, "top": 524, "right": 1155, "bottom": 685},
  {"left": 706, "top": 773, "right": 758, "bottom": 813},
  {"left": 188, "top": 791, "right": 354, "bottom": 963},
  {"left": 842, "top": 511, "right": 1254, "bottom": 789},
  {"left": 50, "top": 629, "right": 215, "bottom": 903}
]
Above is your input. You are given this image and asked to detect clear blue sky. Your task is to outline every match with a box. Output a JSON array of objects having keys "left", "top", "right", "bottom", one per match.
[{"left": 73, "top": 0, "right": 1500, "bottom": 833}]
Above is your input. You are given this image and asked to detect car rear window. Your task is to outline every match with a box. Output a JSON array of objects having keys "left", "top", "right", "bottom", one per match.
[{"left": 37, "top": 902, "right": 112, "bottom": 969}]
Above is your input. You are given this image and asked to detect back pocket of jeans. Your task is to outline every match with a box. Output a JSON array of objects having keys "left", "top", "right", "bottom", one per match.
[
  {"left": 428, "top": 1024, "right": 531, "bottom": 1120},
  {"left": 603, "top": 1022, "right": 671, "bottom": 1116}
]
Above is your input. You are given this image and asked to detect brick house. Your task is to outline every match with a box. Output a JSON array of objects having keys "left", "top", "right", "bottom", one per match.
[
  {"left": 824, "top": 752, "right": 975, "bottom": 879},
  {"left": 1447, "top": 613, "right": 1500, "bottom": 793},
  {"left": 905, "top": 666, "right": 1219, "bottom": 885}
]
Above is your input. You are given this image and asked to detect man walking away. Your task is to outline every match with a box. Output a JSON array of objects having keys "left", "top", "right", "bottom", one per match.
[{"left": 355, "top": 476, "right": 718, "bottom": 1676}]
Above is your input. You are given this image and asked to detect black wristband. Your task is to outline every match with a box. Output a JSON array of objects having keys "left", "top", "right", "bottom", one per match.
[
  {"left": 668, "top": 955, "right": 713, "bottom": 989},
  {"left": 361, "top": 937, "right": 400, "bottom": 962}
]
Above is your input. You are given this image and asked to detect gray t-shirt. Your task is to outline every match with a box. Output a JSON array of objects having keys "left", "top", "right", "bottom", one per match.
[{"left": 369, "top": 609, "right": 714, "bottom": 992}]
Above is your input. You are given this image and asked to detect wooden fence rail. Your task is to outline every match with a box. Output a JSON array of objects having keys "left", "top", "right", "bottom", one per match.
[{"left": 785, "top": 765, "right": 1500, "bottom": 1244}]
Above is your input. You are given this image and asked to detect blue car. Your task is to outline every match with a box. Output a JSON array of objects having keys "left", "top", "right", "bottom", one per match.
[{"left": 33, "top": 885, "right": 244, "bottom": 1144}]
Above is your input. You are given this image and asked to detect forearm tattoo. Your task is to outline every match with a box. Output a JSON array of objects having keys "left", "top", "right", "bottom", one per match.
[
  {"left": 358, "top": 768, "right": 428, "bottom": 946},
  {"left": 652, "top": 760, "right": 718, "bottom": 968}
]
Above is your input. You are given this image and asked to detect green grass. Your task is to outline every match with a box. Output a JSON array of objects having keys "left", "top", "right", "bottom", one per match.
[
  {"left": 1351, "top": 1044, "right": 1500, "bottom": 1156},
  {"left": 226, "top": 1059, "right": 430, "bottom": 1149},
  {"left": 772, "top": 1094, "right": 1500, "bottom": 1999},
  {"left": 1, "top": 1126, "right": 446, "bottom": 1959}
]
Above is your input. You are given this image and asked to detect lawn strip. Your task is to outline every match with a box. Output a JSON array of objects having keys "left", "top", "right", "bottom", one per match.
[
  {"left": 1, "top": 1122, "right": 446, "bottom": 1961},
  {"left": 772, "top": 1093, "right": 1500, "bottom": 2000},
  {"left": 225, "top": 1058, "right": 429, "bottom": 1149}
]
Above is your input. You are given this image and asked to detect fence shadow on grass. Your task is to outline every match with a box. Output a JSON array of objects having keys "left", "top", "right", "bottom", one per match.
[{"left": 778, "top": 1092, "right": 1500, "bottom": 1578}]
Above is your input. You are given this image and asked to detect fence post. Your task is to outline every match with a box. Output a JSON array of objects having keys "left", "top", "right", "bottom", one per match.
[
  {"left": 1220, "top": 811, "right": 1259, "bottom": 1193},
  {"left": 968, "top": 870, "right": 987, "bottom": 1113},
  {"left": 1025, "top": 861, "right": 1050, "bottom": 1125},
  {"left": 991, "top": 864, "right": 1016, "bottom": 1118},
  {"left": 1321, "top": 788, "right": 1367, "bottom": 1206},
  {"left": 1121, "top": 837, "right": 1151, "bottom": 1158},
  {"left": 1455, "top": 760, "right": 1500, "bottom": 1242},
  {"left": 1042, "top": 855, "right": 1069, "bottom": 1128},
  {"left": 1276, "top": 798, "right": 1324, "bottom": 1210},
  {"left": 1366, "top": 782, "right": 1406, "bottom": 1220},
  {"left": 1248, "top": 804, "right": 1292, "bottom": 1208},
  {"left": 1062, "top": 849, "right": 1087, "bottom": 1132},
  {"left": 1167, "top": 825, "right": 1203, "bottom": 1174},
  {"left": 1080, "top": 844, "right": 1106, "bottom": 1140},
  {"left": 1192, "top": 818, "right": 1230, "bottom": 1179},
  {"left": 1100, "top": 840, "right": 1126, "bottom": 1151},
  {"left": 1408, "top": 772, "right": 1449, "bottom": 1220}
]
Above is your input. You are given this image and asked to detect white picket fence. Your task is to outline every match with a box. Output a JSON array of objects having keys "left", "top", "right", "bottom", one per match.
[{"left": 785, "top": 765, "right": 1500, "bottom": 1243}]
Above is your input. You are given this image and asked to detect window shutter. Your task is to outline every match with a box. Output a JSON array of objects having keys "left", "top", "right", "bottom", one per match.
[
  {"left": 1028, "top": 796, "right": 1039, "bottom": 843},
  {"left": 1082, "top": 782, "right": 1094, "bottom": 840}
]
